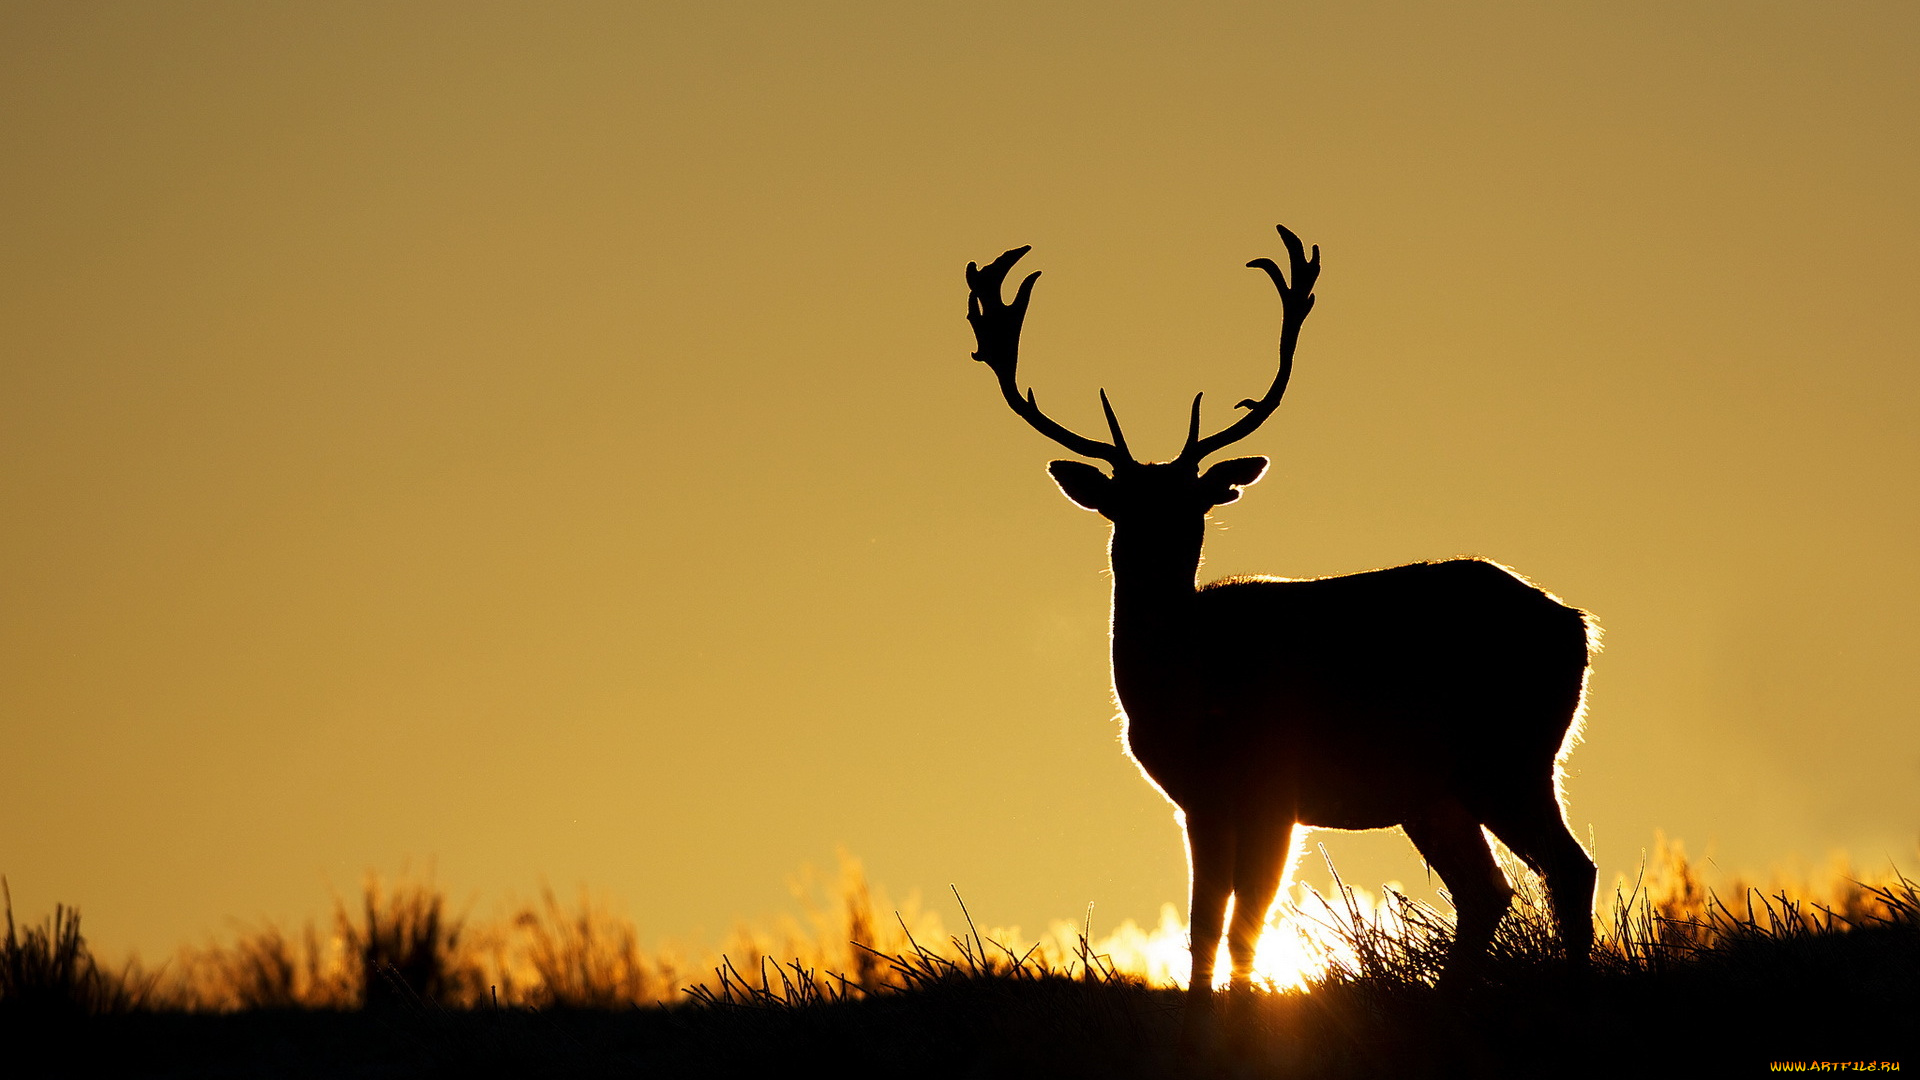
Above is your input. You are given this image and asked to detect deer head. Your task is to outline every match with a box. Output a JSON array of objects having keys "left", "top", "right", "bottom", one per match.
[{"left": 964, "top": 226, "right": 1320, "bottom": 535}]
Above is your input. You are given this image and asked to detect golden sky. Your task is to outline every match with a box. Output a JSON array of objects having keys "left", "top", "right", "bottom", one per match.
[{"left": 3, "top": 2, "right": 1916, "bottom": 959}]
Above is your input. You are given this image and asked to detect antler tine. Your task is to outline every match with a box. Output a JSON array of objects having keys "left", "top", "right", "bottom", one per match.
[
  {"left": 967, "top": 245, "right": 1135, "bottom": 467},
  {"left": 1180, "top": 224, "right": 1321, "bottom": 465},
  {"left": 1098, "top": 389, "right": 1132, "bottom": 462}
]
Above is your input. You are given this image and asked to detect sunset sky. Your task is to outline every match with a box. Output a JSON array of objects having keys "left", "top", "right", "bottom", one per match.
[{"left": 3, "top": 2, "right": 1916, "bottom": 961}]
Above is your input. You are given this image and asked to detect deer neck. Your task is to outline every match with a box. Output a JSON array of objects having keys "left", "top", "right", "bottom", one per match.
[
  {"left": 1104, "top": 516, "right": 1206, "bottom": 752},
  {"left": 1105, "top": 517, "right": 1204, "bottom": 656}
]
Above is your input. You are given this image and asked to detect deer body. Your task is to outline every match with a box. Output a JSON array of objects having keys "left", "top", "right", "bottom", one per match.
[
  {"left": 1115, "top": 561, "right": 1589, "bottom": 829},
  {"left": 966, "top": 227, "right": 1597, "bottom": 996}
]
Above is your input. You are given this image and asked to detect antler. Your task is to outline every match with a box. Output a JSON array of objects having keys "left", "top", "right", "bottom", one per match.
[
  {"left": 966, "top": 246, "right": 1134, "bottom": 467},
  {"left": 1177, "top": 224, "right": 1321, "bottom": 465}
]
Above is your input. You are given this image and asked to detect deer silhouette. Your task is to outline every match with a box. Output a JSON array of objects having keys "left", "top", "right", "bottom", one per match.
[{"left": 964, "top": 225, "right": 1597, "bottom": 996}]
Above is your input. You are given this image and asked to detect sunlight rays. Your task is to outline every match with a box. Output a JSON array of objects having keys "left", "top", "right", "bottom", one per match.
[{"left": 1046, "top": 884, "right": 1382, "bottom": 993}]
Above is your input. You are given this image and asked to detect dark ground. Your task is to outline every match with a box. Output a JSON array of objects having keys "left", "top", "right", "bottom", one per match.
[{"left": 7, "top": 939, "right": 1913, "bottom": 1080}]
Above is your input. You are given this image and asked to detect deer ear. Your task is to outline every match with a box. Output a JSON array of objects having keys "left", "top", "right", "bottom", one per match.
[
  {"left": 1048, "top": 460, "right": 1112, "bottom": 512},
  {"left": 1201, "top": 456, "right": 1268, "bottom": 505}
]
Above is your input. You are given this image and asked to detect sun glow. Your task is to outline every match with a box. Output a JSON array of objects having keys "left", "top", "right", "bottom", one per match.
[{"left": 1063, "top": 884, "right": 1384, "bottom": 993}]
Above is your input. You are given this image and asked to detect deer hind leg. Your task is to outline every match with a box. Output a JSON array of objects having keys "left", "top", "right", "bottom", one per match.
[
  {"left": 1403, "top": 804, "right": 1514, "bottom": 981},
  {"left": 1226, "top": 818, "right": 1295, "bottom": 988},
  {"left": 1483, "top": 787, "right": 1597, "bottom": 971},
  {"left": 1183, "top": 815, "right": 1236, "bottom": 997}
]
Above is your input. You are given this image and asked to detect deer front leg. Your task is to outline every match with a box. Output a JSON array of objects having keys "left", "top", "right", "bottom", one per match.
[
  {"left": 1227, "top": 818, "right": 1295, "bottom": 987},
  {"left": 1184, "top": 814, "right": 1235, "bottom": 998}
]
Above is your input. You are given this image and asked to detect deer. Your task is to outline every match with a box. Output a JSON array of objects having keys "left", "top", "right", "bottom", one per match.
[{"left": 963, "top": 225, "right": 1598, "bottom": 999}]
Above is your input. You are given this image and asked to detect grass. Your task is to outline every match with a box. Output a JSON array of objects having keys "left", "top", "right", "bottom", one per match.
[
  {"left": 2, "top": 842, "right": 1914, "bottom": 1077},
  {"left": 0, "top": 878, "right": 152, "bottom": 1017}
]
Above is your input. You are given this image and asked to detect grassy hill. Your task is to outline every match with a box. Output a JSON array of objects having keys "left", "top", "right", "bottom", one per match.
[{"left": 4, "top": 849, "right": 1914, "bottom": 1078}]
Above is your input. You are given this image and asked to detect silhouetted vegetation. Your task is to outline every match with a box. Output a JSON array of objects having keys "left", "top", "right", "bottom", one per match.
[
  {"left": 0, "top": 878, "right": 151, "bottom": 1018},
  {"left": 2, "top": 846, "right": 1913, "bottom": 1077}
]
